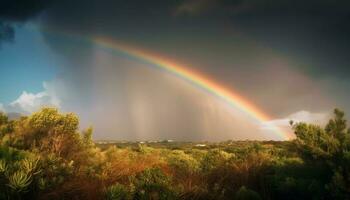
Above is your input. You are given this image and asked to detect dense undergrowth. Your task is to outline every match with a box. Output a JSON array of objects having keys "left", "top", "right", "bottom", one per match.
[{"left": 0, "top": 108, "right": 349, "bottom": 199}]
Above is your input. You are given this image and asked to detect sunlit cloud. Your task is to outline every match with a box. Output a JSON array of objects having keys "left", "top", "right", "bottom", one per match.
[
  {"left": 3, "top": 81, "right": 62, "bottom": 114},
  {"left": 0, "top": 103, "right": 4, "bottom": 112},
  {"left": 261, "top": 110, "right": 330, "bottom": 131}
]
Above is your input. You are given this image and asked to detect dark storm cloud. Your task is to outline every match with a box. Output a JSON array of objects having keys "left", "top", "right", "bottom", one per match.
[
  {"left": 37, "top": 1, "right": 348, "bottom": 110},
  {"left": 41, "top": 0, "right": 178, "bottom": 36},
  {"left": 0, "top": 0, "right": 51, "bottom": 43},
  {"left": 174, "top": 0, "right": 350, "bottom": 79},
  {"left": 3, "top": 0, "right": 350, "bottom": 77},
  {"left": 37, "top": 0, "right": 350, "bottom": 79},
  {"left": 176, "top": 0, "right": 350, "bottom": 16},
  {"left": 221, "top": 0, "right": 350, "bottom": 79},
  {"left": 0, "top": 0, "right": 49, "bottom": 20}
]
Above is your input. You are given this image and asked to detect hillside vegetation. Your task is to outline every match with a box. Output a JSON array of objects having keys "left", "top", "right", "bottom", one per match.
[{"left": 0, "top": 108, "right": 349, "bottom": 199}]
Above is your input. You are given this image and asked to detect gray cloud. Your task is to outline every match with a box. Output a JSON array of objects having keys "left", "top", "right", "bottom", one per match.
[
  {"left": 74, "top": 52, "right": 272, "bottom": 141},
  {"left": 0, "top": 0, "right": 51, "bottom": 44},
  {"left": 174, "top": 0, "right": 220, "bottom": 16},
  {"left": 3, "top": 0, "right": 350, "bottom": 140},
  {"left": 261, "top": 110, "right": 330, "bottom": 132},
  {"left": 36, "top": 0, "right": 350, "bottom": 80}
]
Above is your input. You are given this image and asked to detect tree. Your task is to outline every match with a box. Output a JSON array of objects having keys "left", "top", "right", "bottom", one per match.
[{"left": 292, "top": 109, "right": 350, "bottom": 199}]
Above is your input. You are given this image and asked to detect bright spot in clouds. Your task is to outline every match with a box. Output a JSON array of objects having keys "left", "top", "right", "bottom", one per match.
[
  {"left": 1, "top": 81, "right": 62, "bottom": 114},
  {"left": 261, "top": 110, "right": 330, "bottom": 131}
]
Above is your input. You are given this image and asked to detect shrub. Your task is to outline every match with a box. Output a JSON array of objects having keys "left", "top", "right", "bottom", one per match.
[
  {"left": 235, "top": 186, "right": 262, "bottom": 200},
  {"left": 134, "top": 168, "right": 177, "bottom": 200},
  {"left": 105, "top": 183, "right": 129, "bottom": 200}
]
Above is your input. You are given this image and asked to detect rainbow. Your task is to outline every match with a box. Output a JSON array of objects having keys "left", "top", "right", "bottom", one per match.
[{"left": 41, "top": 27, "right": 290, "bottom": 140}]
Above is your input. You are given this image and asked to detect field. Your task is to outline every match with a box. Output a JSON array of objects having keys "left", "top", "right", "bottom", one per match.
[{"left": 0, "top": 108, "right": 349, "bottom": 200}]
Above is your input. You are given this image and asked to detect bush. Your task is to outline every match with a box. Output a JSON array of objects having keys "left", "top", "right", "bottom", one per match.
[
  {"left": 235, "top": 186, "right": 261, "bottom": 200},
  {"left": 105, "top": 183, "right": 129, "bottom": 200},
  {"left": 134, "top": 168, "right": 177, "bottom": 200},
  {"left": 0, "top": 108, "right": 349, "bottom": 199}
]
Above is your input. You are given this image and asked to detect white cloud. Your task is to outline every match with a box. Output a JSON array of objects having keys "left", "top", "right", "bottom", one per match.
[
  {"left": 0, "top": 103, "right": 4, "bottom": 112},
  {"left": 42, "top": 80, "right": 64, "bottom": 107},
  {"left": 261, "top": 110, "right": 330, "bottom": 130},
  {"left": 4, "top": 80, "right": 63, "bottom": 114}
]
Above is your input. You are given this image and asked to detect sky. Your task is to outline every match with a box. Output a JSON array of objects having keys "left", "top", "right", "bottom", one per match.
[{"left": 1, "top": 0, "right": 350, "bottom": 141}]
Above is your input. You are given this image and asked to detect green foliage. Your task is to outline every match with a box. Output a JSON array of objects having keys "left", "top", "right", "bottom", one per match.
[
  {"left": 0, "top": 107, "right": 349, "bottom": 199},
  {"left": 82, "top": 126, "right": 94, "bottom": 147},
  {"left": 0, "top": 112, "right": 8, "bottom": 125},
  {"left": 0, "top": 159, "right": 7, "bottom": 173},
  {"left": 0, "top": 112, "right": 14, "bottom": 136},
  {"left": 20, "top": 157, "right": 40, "bottom": 174},
  {"left": 105, "top": 183, "right": 129, "bottom": 200},
  {"left": 166, "top": 150, "right": 199, "bottom": 174},
  {"left": 28, "top": 107, "right": 78, "bottom": 134},
  {"left": 200, "top": 149, "right": 232, "bottom": 172},
  {"left": 134, "top": 168, "right": 177, "bottom": 200},
  {"left": 292, "top": 108, "right": 350, "bottom": 199},
  {"left": 8, "top": 170, "right": 32, "bottom": 192},
  {"left": 235, "top": 186, "right": 262, "bottom": 200},
  {"left": 136, "top": 168, "right": 171, "bottom": 187}
]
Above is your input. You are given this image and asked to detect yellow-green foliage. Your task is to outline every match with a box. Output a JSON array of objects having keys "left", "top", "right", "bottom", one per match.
[
  {"left": 0, "top": 108, "right": 349, "bottom": 199},
  {"left": 0, "top": 159, "right": 7, "bottom": 173},
  {"left": 105, "top": 183, "right": 129, "bottom": 200},
  {"left": 8, "top": 170, "right": 32, "bottom": 192}
]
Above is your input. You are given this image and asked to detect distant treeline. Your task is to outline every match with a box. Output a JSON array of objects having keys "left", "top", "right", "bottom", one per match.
[{"left": 0, "top": 108, "right": 349, "bottom": 199}]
